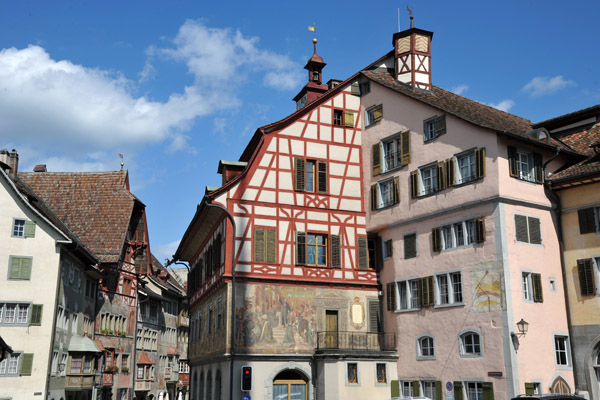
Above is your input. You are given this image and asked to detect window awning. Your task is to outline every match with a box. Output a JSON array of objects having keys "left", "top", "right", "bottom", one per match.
[{"left": 68, "top": 335, "right": 102, "bottom": 353}]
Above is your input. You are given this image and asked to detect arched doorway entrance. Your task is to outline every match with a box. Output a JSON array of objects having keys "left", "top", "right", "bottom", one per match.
[
  {"left": 272, "top": 370, "right": 308, "bottom": 400},
  {"left": 550, "top": 376, "right": 570, "bottom": 394}
]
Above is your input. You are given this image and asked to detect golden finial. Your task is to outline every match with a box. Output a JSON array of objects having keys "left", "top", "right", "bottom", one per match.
[
  {"left": 118, "top": 153, "right": 124, "bottom": 170},
  {"left": 308, "top": 24, "right": 318, "bottom": 53}
]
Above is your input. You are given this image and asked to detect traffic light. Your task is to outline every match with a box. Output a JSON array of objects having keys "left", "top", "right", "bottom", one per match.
[{"left": 241, "top": 365, "right": 252, "bottom": 391}]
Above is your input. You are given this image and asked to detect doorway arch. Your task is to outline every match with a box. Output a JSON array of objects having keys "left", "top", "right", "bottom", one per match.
[
  {"left": 272, "top": 370, "right": 308, "bottom": 400},
  {"left": 550, "top": 375, "right": 571, "bottom": 394}
]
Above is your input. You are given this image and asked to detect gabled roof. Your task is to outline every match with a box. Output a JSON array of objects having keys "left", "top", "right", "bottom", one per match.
[
  {"left": 18, "top": 171, "right": 138, "bottom": 263},
  {"left": 548, "top": 123, "right": 600, "bottom": 184}
]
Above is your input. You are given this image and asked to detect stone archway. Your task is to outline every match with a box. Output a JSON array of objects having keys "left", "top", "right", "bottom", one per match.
[{"left": 265, "top": 362, "right": 311, "bottom": 400}]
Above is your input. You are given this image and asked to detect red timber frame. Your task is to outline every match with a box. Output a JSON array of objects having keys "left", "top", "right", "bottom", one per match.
[{"left": 395, "top": 32, "right": 432, "bottom": 91}]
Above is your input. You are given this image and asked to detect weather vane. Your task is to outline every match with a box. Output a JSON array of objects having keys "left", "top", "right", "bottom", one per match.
[
  {"left": 406, "top": 5, "right": 414, "bottom": 28},
  {"left": 118, "top": 153, "right": 124, "bottom": 170}
]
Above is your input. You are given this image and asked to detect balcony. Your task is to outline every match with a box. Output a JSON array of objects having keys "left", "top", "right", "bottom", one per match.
[
  {"left": 66, "top": 375, "right": 95, "bottom": 388},
  {"left": 316, "top": 332, "right": 396, "bottom": 352}
]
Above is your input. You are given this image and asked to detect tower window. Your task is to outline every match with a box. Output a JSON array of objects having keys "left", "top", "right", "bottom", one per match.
[{"left": 312, "top": 70, "right": 319, "bottom": 81}]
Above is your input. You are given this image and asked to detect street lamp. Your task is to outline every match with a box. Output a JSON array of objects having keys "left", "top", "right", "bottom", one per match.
[{"left": 516, "top": 318, "right": 529, "bottom": 336}]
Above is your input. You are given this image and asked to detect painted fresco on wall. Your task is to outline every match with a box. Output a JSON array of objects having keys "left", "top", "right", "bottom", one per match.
[
  {"left": 234, "top": 283, "right": 355, "bottom": 353},
  {"left": 471, "top": 262, "right": 504, "bottom": 313}
]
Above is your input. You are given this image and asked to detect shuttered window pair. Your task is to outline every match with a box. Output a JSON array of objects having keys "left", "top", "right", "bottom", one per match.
[
  {"left": 424, "top": 115, "right": 446, "bottom": 141},
  {"left": 389, "top": 276, "right": 434, "bottom": 311},
  {"left": 296, "top": 232, "right": 342, "bottom": 268},
  {"left": 578, "top": 207, "right": 599, "bottom": 234},
  {"left": 365, "top": 104, "right": 383, "bottom": 127},
  {"left": 294, "top": 158, "right": 327, "bottom": 194},
  {"left": 8, "top": 256, "right": 33, "bottom": 280},
  {"left": 514, "top": 215, "right": 542, "bottom": 244},
  {"left": 372, "top": 131, "right": 410, "bottom": 175},
  {"left": 391, "top": 381, "right": 443, "bottom": 400},
  {"left": 522, "top": 272, "right": 544, "bottom": 303},
  {"left": 0, "top": 353, "right": 33, "bottom": 376},
  {"left": 370, "top": 177, "right": 400, "bottom": 210},
  {"left": 333, "top": 109, "right": 355, "bottom": 128},
  {"left": 431, "top": 218, "right": 485, "bottom": 252},
  {"left": 254, "top": 228, "right": 277, "bottom": 264},
  {"left": 508, "top": 145, "right": 543, "bottom": 183},
  {"left": 577, "top": 258, "right": 599, "bottom": 296}
]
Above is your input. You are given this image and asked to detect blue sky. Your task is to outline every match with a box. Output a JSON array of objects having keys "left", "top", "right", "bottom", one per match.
[{"left": 1, "top": 0, "right": 598, "bottom": 263}]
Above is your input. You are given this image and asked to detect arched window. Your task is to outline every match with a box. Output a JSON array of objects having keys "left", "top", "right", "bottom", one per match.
[
  {"left": 459, "top": 331, "right": 482, "bottom": 357},
  {"left": 417, "top": 335, "right": 435, "bottom": 359},
  {"left": 273, "top": 370, "right": 308, "bottom": 400}
]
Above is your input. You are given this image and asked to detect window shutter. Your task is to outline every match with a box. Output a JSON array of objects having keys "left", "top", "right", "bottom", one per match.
[
  {"left": 9, "top": 257, "right": 22, "bottom": 279},
  {"left": 419, "top": 276, "right": 434, "bottom": 307},
  {"left": 436, "top": 116, "right": 447, "bottom": 136},
  {"left": 413, "top": 381, "right": 420, "bottom": 396},
  {"left": 368, "top": 301, "right": 380, "bottom": 333},
  {"left": 373, "top": 104, "right": 383, "bottom": 123},
  {"left": 533, "top": 152, "right": 543, "bottom": 183},
  {"left": 525, "top": 383, "right": 535, "bottom": 395},
  {"left": 296, "top": 232, "right": 306, "bottom": 265},
  {"left": 577, "top": 258, "right": 595, "bottom": 296},
  {"left": 350, "top": 82, "right": 360, "bottom": 95},
  {"left": 391, "top": 380, "right": 400, "bottom": 398},
  {"left": 372, "top": 144, "right": 381, "bottom": 175},
  {"left": 20, "top": 354, "right": 34, "bottom": 376},
  {"left": 294, "top": 158, "right": 305, "bottom": 191},
  {"left": 515, "top": 215, "right": 529, "bottom": 242},
  {"left": 30, "top": 304, "right": 43, "bottom": 326},
  {"left": 432, "top": 227, "right": 441, "bottom": 252},
  {"left": 24, "top": 221, "right": 36, "bottom": 238},
  {"left": 528, "top": 217, "right": 542, "bottom": 244},
  {"left": 370, "top": 184, "right": 378, "bottom": 210},
  {"left": 475, "top": 218, "right": 486, "bottom": 243},
  {"left": 437, "top": 161, "right": 446, "bottom": 191},
  {"left": 357, "top": 237, "right": 368, "bottom": 269},
  {"left": 410, "top": 170, "right": 419, "bottom": 198},
  {"left": 508, "top": 146, "right": 518, "bottom": 177},
  {"left": 401, "top": 130, "right": 411, "bottom": 166},
  {"left": 266, "top": 229, "right": 277, "bottom": 264},
  {"left": 404, "top": 234, "right": 417, "bottom": 259},
  {"left": 386, "top": 282, "right": 396, "bottom": 311},
  {"left": 476, "top": 147, "right": 486, "bottom": 178},
  {"left": 578, "top": 208, "right": 597, "bottom": 234},
  {"left": 331, "top": 235, "right": 341, "bottom": 268},
  {"left": 532, "top": 273, "right": 543, "bottom": 303},
  {"left": 435, "top": 382, "right": 443, "bottom": 400},
  {"left": 454, "top": 381, "right": 463, "bottom": 400},
  {"left": 376, "top": 236, "right": 384, "bottom": 270},
  {"left": 427, "top": 276, "right": 434, "bottom": 306},
  {"left": 393, "top": 176, "right": 400, "bottom": 205},
  {"left": 445, "top": 158, "right": 455, "bottom": 187},
  {"left": 482, "top": 382, "right": 494, "bottom": 400},
  {"left": 344, "top": 111, "right": 354, "bottom": 128},
  {"left": 317, "top": 161, "right": 328, "bottom": 193}
]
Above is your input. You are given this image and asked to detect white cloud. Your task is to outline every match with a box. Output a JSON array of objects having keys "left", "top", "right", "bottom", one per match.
[
  {"left": 451, "top": 85, "right": 469, "bottom": 95},
  {"left": 522, "top": 75, "right": 576, "bottom": 97},
  {"left": 154, "top": 240, "right": 181, "bottom": 264},
  {"left": 487, "top": 99, "right": 515, "bottom": 112}
]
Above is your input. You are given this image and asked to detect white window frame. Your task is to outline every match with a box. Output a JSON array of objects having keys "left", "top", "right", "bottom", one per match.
[
  {"left": 435, "top": 271, "right": 463, "bottom": 306},
  {"left": 0, "top": 352, "right": 21, "bottom": 376},
  {"left": 396, "top": 279, "right": 420, "bottom": 311},
  {"left": 553, "top": 334, "right": 572, "bottom": 368},
  {"left": 416, "top": 335, "right": 435, "bottom": 360},
  {"left": 522, "top": 271, "right": 533, "bottom": 302},
  {"left": 381, "top": 135, "right": 401, "bottom": 172},
  {"left": 365, "top": 105, "right": 379, "bottom": 127},
  {"left": 418, "top": 163, "right": 438, "bottom": 196},
  {"left": 0, "top": 303, "right": 31, "bottom": 326},
  {"left": 459, "top": 331, "right": 482, "bottom": 357},
  {"left": 455, "top": 150, "right": 477, "bottom": 185},
  {"left": 517, "top": 149, "right": 535, "bottom": 182},
  {"left": 401, "top": 381, "right": 415, "bottom": 397},
  {"left": 441, "top": 219, "right": 475, "bottom": 250},
  {"left": 465, "top": 381, "right": 484, "bottom": 400},
  {"left": 421, "top": 381, "right": 437, "bottom": 400},
  {"left": 376, "top": 178, "right": 395, "bottom": 209},
  {"left": 12, "top": 218, "right": 25, "bottom": 238}
]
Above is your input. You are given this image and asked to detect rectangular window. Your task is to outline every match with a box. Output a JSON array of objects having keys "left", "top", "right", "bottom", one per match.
[
  {"left": 71, "top": 356, "right": 82, "bottom": 374},
  {"left": 366, "top": 237, "right": 376, "bottom": 270},
  {"left": 402, "top": 381, "right": 414, "bottom": 397},
  {"left": 333, "top": 109, "right": 343, "bottom": 126},
  {"left": 466, "top": 382, "right": 483, "bottom": 400},
  {"left": 422, "top": 381, "right": 437, "bottom": 400},
  {"left": 522, "top": 272, "right": 533, "bottom": 301},
  {"left": 376, "top": 363, "right": 386, "bottom": 383},
  {"left": 456, "top": 152, "right": 476, "bottom": 184},
  {"left": 508, "top": 145, "right": 542, "bottom": 183},
  {"left": 554, "top": 335, "right": 571, "bottom": 366},
  {"left": 404, "top": 234, "right": 417, "bottom": 259},
  {"left": 297, "top": 232, "right": 337, "bottom": 268},
  {"left": 8, "top": 256, "right": 32, "bottom": 280},
  {"left": 424, "top": 115, "right": 446, "bottom": 141},
  {"left": 514, "top": 215, "right": 542, "bottom": 244},
  {"left": 359, "top": 82, "right": 370, "bottom": 95},
  {"left": 578, "top": 207, "right": 600, "bottom": 234},
  {"left": 208, "top": 306, "right": 213, "bottom": 335},
  {"left": 436, "top": 272, "right": 463, "bottom": 306},
  {"left": 347, "top": 363, "right": 358, "bottom": 384},
  {"left": 253, "top": 228, "right": 277, "bottom": 263},
  {"left": 396, "top": 279, "right": 420, "bottom": 311},
  {"left": 294, "top": 158, "right": 327, "bottom": 194},
  {"left": 137, "top": 366, "right": 144, "bottom": 379},
  {"left": 436, "top": 219, "right": 480, "bottom": 250},
  {"left": 371, "top": 177, "right": 400, "bottom": 210},
  {"left": 217, "top": 299, "right": 222, "bottom": 330},
  {"left": 577, "top": 258, "right": 598, "bottom": 296},
  {"left": 0, "top": 353, "right": 22, "bottom": 376},
  {"left": 12, "top": 219, "right": 25, "bottom": 237},
  {"left": 121, "top": 355, "right": 129, "bottom": 370},
  {"left": 384, "top": 240, "right": 393, "bottom": 259},
  {"left": 1, "top": 303, "right": 31, "bottom": 325},
  {"left": 365, "top": 104, "right": 383, "bottom": 127},
  {"left": 420, "top": 164, "right": 437, "bottom": 196}
]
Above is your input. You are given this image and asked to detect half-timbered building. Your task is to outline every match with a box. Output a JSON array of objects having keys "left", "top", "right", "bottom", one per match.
[{"left": 175, "top": 40, "right": 398, "bottom": 400}]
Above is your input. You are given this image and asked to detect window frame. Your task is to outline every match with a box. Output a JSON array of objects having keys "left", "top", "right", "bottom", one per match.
[
  {"left": 0, "top": 352, "right": 21, "bottom": 376},
  {"left": 423, "top": 115, "right": 446, "bottom": 142},
  {"left": 455, "top": 150, "right": 477, "bottom": 185},
  {"left": 508, "top": 145, "right": 543, "bottom": 184},
  {"left": 439, "top": 219, "right": 476, "bottom": 251},
  {"left": 365, "top": 104, "right": 383, "bottom": 128},
  {"left": 0, "top": 302, "right": 32, "bottom": 326},
  {"left": 522, "top": 271, "right": 533, "bottom": 302},
  {"left": 294, "top": 158, "right": 327, "bottom": 194},
  {"left": 416, "top": 335, "right": 436, "bottom": 360},
  {"left": 465, "top": 381, "right": 484, "bottom": 400},
  {"left": 553, "top": 334, "right": 572, "bottom": 368},
  {"left": 346, "top": 362, "right": 359, "bottom": 385},
  {"left": 514, "top": 214, "right": 542, "bottom": 245},
  {"left": 459, "top": 330, "right": 482, "bottom": 358},
  {"left": 418, "top": 163, "right": 438, "bottom": 196},
  {"left": 395, "top": 279, "right": 421, "bottom": 312},
  {"left": 435, "top": 271, "right": 463, "bottom": 307},
  {"left": 383, "top": 239, "right": 393, "bottom": 259},
  {"left": 371, "top": 176, "right": 400, "bottom": 210},
  {"left": 11, "top": 218, "right": 25, "bottom": 238},
  {"left": 578, "top": 206, "right": 600, "bottom": 234},
  {"left": 375, "top": 363, "right": 387, "bottom": 384}
]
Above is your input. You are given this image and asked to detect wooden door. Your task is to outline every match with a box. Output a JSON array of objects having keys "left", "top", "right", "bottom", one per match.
[{"left": 325, "top": 310, "right": 338, "bottom": 349}]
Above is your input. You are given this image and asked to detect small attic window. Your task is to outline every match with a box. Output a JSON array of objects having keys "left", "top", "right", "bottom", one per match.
[{"left": 538, "top": 131, "right": 548, "bottom": 141}]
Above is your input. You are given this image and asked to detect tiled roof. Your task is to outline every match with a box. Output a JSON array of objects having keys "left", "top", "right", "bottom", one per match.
[
  {"left": 18, "top": 171, "right": 136, "bottom": 263},
  {"left": 548, "top": 123, "right": 600, "bottom": 182},
  {"left": 363, "top": 70, "right": 575, "bottom": 153}
]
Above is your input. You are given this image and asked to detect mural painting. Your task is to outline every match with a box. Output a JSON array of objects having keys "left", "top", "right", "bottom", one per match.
[{"left": 471, "top": 262, "right": 504, "bottom": 313}]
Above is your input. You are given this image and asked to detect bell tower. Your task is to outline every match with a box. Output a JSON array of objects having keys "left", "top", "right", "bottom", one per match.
[
  {"left": 293, "top": 37, "right": 328, "bottom": 110},
  {"left": 392, "top": 16, "right": 434, "bottom": 90}
]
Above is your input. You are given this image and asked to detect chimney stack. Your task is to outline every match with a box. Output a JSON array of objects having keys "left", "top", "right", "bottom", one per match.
[
  {"left": 33, "top": 164, "right": 47, "bottom": 173},
  {"left": 0, "top": 149, "right": 19, "bottom": 177}
]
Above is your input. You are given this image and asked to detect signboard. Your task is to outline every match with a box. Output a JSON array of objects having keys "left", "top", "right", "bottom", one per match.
[
  {"left": 242, "top": 395, "right": 251, "bottom": 400},
  {"left": 445, "top": 381, "right": 455, "bottom": 400}
]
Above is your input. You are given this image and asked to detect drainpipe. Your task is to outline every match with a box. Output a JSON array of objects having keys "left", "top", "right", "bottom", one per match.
[{"left": 203, "top": 197, "right": 237, "bottom": 400}]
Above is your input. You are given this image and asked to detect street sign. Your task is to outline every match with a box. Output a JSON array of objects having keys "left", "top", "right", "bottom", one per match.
[
  {"left": 445, "top": 381, "right": 455, "bottom": 400},
  {"left": 242, "top": 395, "right": 251, "bottom": 400}
]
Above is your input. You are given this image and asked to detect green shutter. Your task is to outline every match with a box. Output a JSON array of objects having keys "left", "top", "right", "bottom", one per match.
[
  {"left": 391, "top": 380, "right": 400, "bottom": 398},
  {"left": 476, "top": 147, "right": 486, "bottom": 179},
  {"left": 294, "top": 158, "right": 305, "bottom": 191},
  {"left": 254, "top": 228, "right": 265, "bottom": 263},
  {"left": 317, "top": 161, "right": 328, "bottom": 193},
  {"left": 525, "top": 382, "right": 535, "bottom": 395},
  {"left": 296, "top": 232, "right": 306, "bottom": 265},
  {"left": 9, "top": 257, "right": 32, "bottom": 280},
  {"left": 454, "top": 381, "right": 463, "bottom": 400},
  {"left": 401, "top": 130, "right": 410, "bottom": 166},
  {"left": 482, "top": 382, "right": 494, "bottom": 400},
  {"left": 410, "top": 170, "right": 419, "bottom": 198},
  {"left": 20, "top": 353, "right": 34, "bottom": 376},
  {"left": 330, "top": 235, "right": 341, "bottom": 268},
  {"left": 432, "top": 228, "right": 441, "bottom": 252},
  {"left": 372, "top": 144, "right": 381, "bottom": 175},
  {"left": 528, "top": 217, "right": 542, "bottom": 244},
  {"left": 435, "top": 381, "right": 442, "bottom": 400},
  {"left": 344, "top": 111, "right": 354, "bottom": 128},
  {"left": 532, "top": 273, "right": 543, "bottom": 303},
  {"left": 413, "top": 381, "right": 420, "bottom": 396},
  {"left": 30, "top": 304, "right": 43, "bottom": 326},
  {"left": 24, "top": 221, "right": 36, "bottom": 238},
  {"left": 578, "top": 259, "right": 595, "bottom": 296},
  {"left": 266, "top": 229, "right": 277, "bottom": 264},
  {"left": 578, "top": 208, "right": 597, "bottom": 234},
  {"left": 387, "top": 282, "right": 396, "bottom": 311},
  {"left": 515, "top": 215, "right": 529, "bottom": 242},
  {"left": 508, "top": 146, "right": 518, "bottom": 177},
  {"left": 475, "top": 218, "right": 486, "bottom": 243},
  {"left": 357, "top": 237, "right": 368, "bottom": 269}
]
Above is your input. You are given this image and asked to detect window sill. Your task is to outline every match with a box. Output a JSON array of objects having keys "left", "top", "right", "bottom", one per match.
[
  {"left": 416, "top": 356, "right": 436, "bottom": 361},
  {"left": 394, "top": 308, "right": 421, "bottom": 313},
  {"left": 380, "top": 166, "right": 404, "bottom": 176},
  {"left": 459, "top": 353, "right": 483, "bottom": 358},
  {"left": 515, "top": 241, "right": 543, "bottom": 247},
  {"left": 512, "top": 176, "right": 542, "bottom": 185},
  {"left": 441, "top": 243, "right": 477, "bottom": 253},
  {"left": 433, "top": 302, "right": 464, "bottom": 309},
  {"left": 375, "top": 203, "right": 398, "bottom": 211}
]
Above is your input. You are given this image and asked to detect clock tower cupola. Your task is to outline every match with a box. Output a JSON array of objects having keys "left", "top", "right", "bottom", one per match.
[
  {"left": 293, "top": 37, "right": 328, "bottom": 110},
  {"left": 392, "top": 15, "right": 434, "bottom": 90}
]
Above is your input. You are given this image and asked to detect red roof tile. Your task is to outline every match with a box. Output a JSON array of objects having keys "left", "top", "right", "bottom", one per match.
[
  {"left": 18, "top": 171, "right": 136, "bottom": 263},
  {"left": 549, "top": 123, "right": 600, "bottom": 182}
]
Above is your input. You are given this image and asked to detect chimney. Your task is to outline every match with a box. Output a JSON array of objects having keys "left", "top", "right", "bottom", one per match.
[
  {"left": 33, "top": 164, "right": 47, "bottom": 172},
  {"left": 1, "top": 149, "right": 19, "bottom": 177},
  {"left": 0, "top": 149, "right": 9, "bottom": 171},
  {"left": 218, "top": 161, "right": 248, "bottom": 185},
  {"left": 392, "top": 17, "right": 434, "bottom": 90}
]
